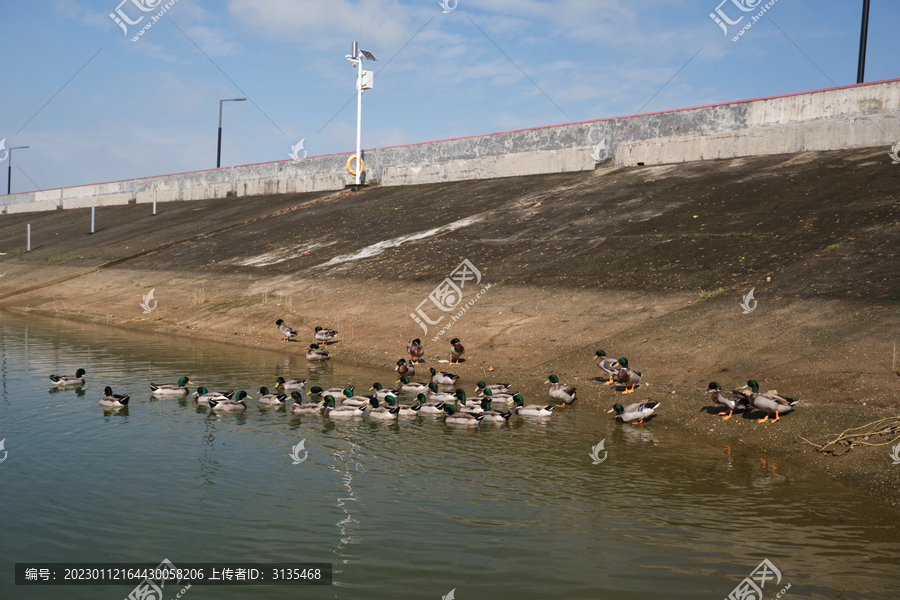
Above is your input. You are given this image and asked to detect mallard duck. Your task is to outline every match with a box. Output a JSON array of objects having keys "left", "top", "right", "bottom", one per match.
[
  {"left": 608, "top": 400, "right": 660, "bottom": 424},
  {"left": 413, "top": 393, "right": 446, "bottom": 415},
  {"left": 430, "top": 367, "right": 459, "bottom": 385},
  {"left": 306, "top": 343, "right": 330, "bottom": 361},
  {"left": 193, "top": 387, "right": 234, "bottom": 405},
  {"left": 479, "top": 399, "right": 512, "bottom": 422},
  {"left": 545, "top": 375, "right": 577, "bottom": 405},
  {"left": 49, "top": 368, "right": 86, "bottom": 386},
  {"left": 478, "top": 388, "right": 514, "bottom": 406},
  {"left": 150, "top": 377, "right": 193, "bottom": 396},
  {"left": 382, "top": 395, "right": 421, "bottom": 417},
  {"left": 314, "top": 326, "right": 339, "bottom": 344},
  {"left": 427, "top": 382, "right": 456, "bottom": 403},
  {"left": 513, "top": 394, "right": 554, "bottom": 416},
  {"left": 475, "top": 381, "right": 511, "bottom": 395},
  {"left": 396, "top": 358, "right": 415, "bottom": 377},
  {"left": 323, "top": 395, "right": 368, "bottom": 418},
  {"left": 340, "top": 388, "right": 373, "bottom": 407},
  {"left": 100, "top": 386, "right": 129, "bottom": 408},
  {"left": 454, "top": 389, "right": 483, "bottom": 409},
  {"left": 368, "top": 396, "right": 401, "bottom": 420},
  {"left": 276, "top": 319, "right": 298, "bottom": 342},
  {"left": 455, "top": 389, "right": 484, "bottom": 414},
  {"left": 308, "top": 385, "right": 351, "bottom": 399},
  {"left": 275, "top": 376, "right": 306, "bottom": 391},
  {"left": 407, "top": 339, "right": 425, "bottom": 364},
  {"left": 442, "top": 404, "right": 483, "bottom": 425},
  {"left": 397, "top": 376, "right": 429, "bottom": 393},
  {"left": 613, "top": 358, "right": 641, "bottom": 394},
  {"left": 258, "top": 386, "right": 288, "bottom": 405},
  {"left": 448, "top": 338, "right": 465, "bottom": 364},
  {"left": 744, "top": 380, "right": 800, "bottom": 423},
  {"left": 208, "top": 390, "right": 251, "bottom": 411},
  {"left": 290, "top": 391, "right": 324, "bottom": 414},
  {"left": 370, "top": 382, "right": 399, "bottom": 400},
  {"left": 595, "top": 350, "right": 620, "bottom": 385},
  {"left": 706, "top": 382, "right": 750, "bottom": 420}
]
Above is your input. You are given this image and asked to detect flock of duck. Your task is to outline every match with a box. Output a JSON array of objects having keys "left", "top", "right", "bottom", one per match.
[{"left": 44, "top": 321, "right": 801, "bottom": 426}]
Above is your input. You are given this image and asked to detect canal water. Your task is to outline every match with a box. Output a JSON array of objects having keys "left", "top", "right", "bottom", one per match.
[{"left": 0, "top": 312, "right": 897, "bottom": 599}]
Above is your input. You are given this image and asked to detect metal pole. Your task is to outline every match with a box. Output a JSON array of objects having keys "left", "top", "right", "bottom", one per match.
[
  {"left": 153, "top": 189, "right": 157, "bottom": 216},
  {"left": 91, "top": 206, "right": 95, "bottom": 233},
  {"left": 27, "top": 224, "right": 31, "bottom": 252},
  {"left": 356, "top": 45, "right": 363, "bottom": 185},
  {"left": 857, "top": 0, "right": 870, "bottom": 84},
  {"left": 6, "top": 162, "right": 9, "bottom": 195}
]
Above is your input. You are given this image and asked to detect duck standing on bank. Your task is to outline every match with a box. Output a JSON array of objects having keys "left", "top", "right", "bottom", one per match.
[
  {"left": 706, "top": 382, "right": 750, "bottom": 420},
  {"left": 614, "top": 358, "right": 642, "bottom": 394},
  {"left": 744, "top": 380, "right": 800, "bottom": 423},
  {"left": 276, "top": 319, "right": 298, "bottom": 342},
  {"left": 314, "top": 326, "right": 339, "bottom": 345},
  {"left": 595, "top": 350, "right": 620, "bottom": 385},
  {"left": 407, "top": 339, "right": 425, "bottom": 364},
  {"left": 448, "top": 338, "right": 465, "bottom": 364}
]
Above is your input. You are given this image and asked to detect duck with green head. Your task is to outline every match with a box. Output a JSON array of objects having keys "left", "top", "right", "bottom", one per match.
[
  {"left": 479, "top": 399, "right": 512, "bottom": 423},
  {"left": 396, "top": 358, "right": 415, "bottom": 377},
  {"left": 340, "top": 388, "right": 373, "bottom": 408},
  {"left": 427, "top": 382, "right": 456, "bottom": 403},
  {"left": 614, "top": 358, "right": 641, "bottom": 394},
  {"left": 397, "top": 376, "right": 429, "bottom": 393},
  {"left": 595, "top": 350, "right": 619, "bottom": 385},
  {"left": 209, "top": 390, "right": 251, "bottom": 411},
  {"left": 258, "top": 386, "right": 288, "bottom": 405},
  {"left": 545, "top": 375, "right": 577, "bottom": 405},
  {"left": 150, "top": 376, "right": 193, "bottom": 396},
  {"left": 608, "top": 399, "right": 660, "bottom": 424},
  {"left": 479, "top": 388, "right": 514, "bottom": 406},
  {"left": 442, "top": 404, "right": 483, "bottom": 425},
  {"left": 389, "top": 395, "right": 422, "bottom": 417},
  {"left": 744, "top": 380, "right": 800, "bottom": 423},
  {"left": 370, "top": 382, "right": 399, "bottom": 400},
  {"left": 307, "top": 385, "right": 350, "bottom": 399},
  {"left": 193, "top": 387, "right": 234, "bottom": 405},
  {"left": 414, "top": 393, "right": 446, "bottom": 415},
  {"left": 290, "top": 391, "right": 324, "bottom": 414},
  {"left": 323, "top": 395, "right": 368, "bottom": 418},
  {"left": 368, "top": 396, "right": 401, "bottom": 420},
  {"left": 430, "top": 367, "right": 459, "bottom": 385},
  {"left": 706, "top": 382, "right": 749, "bottom": 420},
  {"left": 275, "top": 376, "right": 306, "bottom": 390},
  {"left": 455, "top": 389, "right": 484, "bottom": 414},
  {"left": 475, "top": 381, "right": 511, "bottom": 395},
  {"left": 513, "top": 394, "right": 554, "bottom": 417}
]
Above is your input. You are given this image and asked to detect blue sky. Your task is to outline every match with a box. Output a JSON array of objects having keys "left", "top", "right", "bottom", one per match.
[{"left": 1, "top": 0, "right": 897, "bottom": 193}]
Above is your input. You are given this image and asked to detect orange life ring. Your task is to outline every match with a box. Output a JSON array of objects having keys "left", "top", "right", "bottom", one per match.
[{"left": 347, "top": 155, "right": 363, "bottom": 175}]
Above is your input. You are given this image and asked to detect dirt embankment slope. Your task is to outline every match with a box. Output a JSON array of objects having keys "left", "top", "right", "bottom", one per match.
[{"left": 1, "top": 147, "right": 899, "bottom": 506}]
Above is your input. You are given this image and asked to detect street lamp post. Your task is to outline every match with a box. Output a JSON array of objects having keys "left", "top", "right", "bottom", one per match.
[
  {"left": 217, "top": 98, "right": 246, "bottom": 168},
  {"left": 7, "top": 146, "right": 29, "bottom": 195},
  {"left": 346, "top": 42, "right": 376, "bottom": 185},
  {"left": 857, "top": 0, "right": 871, "bottom": 84}
]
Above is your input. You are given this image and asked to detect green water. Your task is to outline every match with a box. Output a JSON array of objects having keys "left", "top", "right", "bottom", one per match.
[{"left": 0, "top": 312, "right": 898, "bottom": 599}]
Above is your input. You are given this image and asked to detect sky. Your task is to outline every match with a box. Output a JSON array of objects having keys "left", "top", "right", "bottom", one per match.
[{"left": 0, "top": 0, "right": 897, "bottom": 194}]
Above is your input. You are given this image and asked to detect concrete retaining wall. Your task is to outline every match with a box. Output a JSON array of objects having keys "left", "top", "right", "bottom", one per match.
[{"left": 4, "top": 78, "right": 900, "bottom": 214}]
